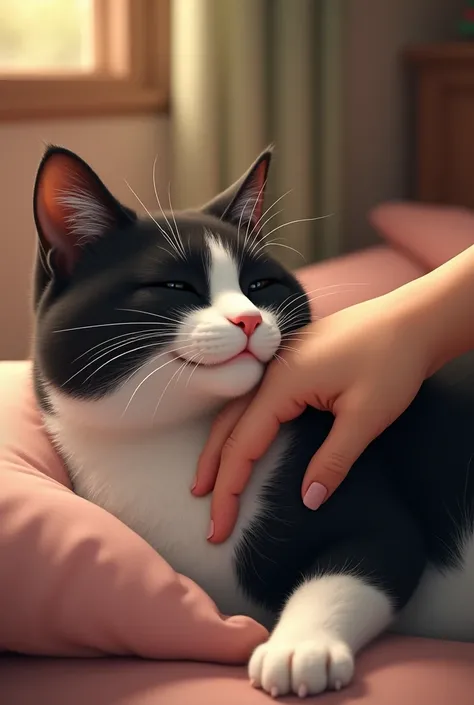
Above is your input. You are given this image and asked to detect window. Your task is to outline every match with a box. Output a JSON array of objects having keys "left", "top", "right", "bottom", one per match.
[{"left": 0, "top": 0, "right": 169, "bottom": 120}]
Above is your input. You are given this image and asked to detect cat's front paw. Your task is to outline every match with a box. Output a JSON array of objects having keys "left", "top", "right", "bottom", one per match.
[{"left": 248, "top": 633, "right": 354, "bottom": 698}]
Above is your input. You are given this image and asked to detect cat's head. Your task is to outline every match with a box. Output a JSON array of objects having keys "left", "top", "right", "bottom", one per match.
[{"left": 33, "top": 146, "right": 311, "bottom": 431}]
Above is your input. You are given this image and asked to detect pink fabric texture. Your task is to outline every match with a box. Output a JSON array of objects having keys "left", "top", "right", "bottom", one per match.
[
  {"left": 0, "top": 362, "right": 267, "bottom": 662},
  {"left": 3, "top": 635, "right": 474, "bottom": 705},
  {"left": 370, "top": 201, "right": 474, "bottom": 270}
]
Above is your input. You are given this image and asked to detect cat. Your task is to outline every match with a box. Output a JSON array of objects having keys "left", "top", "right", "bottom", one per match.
[{"left": 32, "top": 145, "right": 474, "bottom": 698}]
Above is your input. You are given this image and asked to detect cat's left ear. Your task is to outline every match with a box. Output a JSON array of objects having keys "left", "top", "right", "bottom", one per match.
[
  {"left": 34, "top": 145, "right": 137, "bottom": 278},
  {"left": 202, "top": 147, "right": 272, "bottom": 231}
]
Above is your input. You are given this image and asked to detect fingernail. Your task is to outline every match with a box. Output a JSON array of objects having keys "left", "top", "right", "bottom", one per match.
[
  {"left": 190, "top": 477, "right": 197, "bottom": 492},
  {"left": 303, "top": 482, "right": 327, "bottom": 510},
  {"left": 207, "top": 520, "right": 215, "bottom": 540}
]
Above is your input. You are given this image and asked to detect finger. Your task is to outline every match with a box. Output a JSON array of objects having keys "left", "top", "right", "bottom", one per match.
[
  {"left": 209, "top": 394, "right": 306, "bottom": 543},
  {"left": 301, "top": 409, "right": 382, "bottom": 507},
  {"left": 193, "top": 393, "right": 255, "bottom": 496}
]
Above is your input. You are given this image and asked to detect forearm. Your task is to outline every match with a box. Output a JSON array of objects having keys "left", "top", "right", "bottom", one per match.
[{"left": 389, "top": 245, "right": 474, "bottom": 375}]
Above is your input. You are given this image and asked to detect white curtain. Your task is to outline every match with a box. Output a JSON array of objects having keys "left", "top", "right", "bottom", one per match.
[{"left": 171, "top": 0, "right": 344, "bottom": 268}]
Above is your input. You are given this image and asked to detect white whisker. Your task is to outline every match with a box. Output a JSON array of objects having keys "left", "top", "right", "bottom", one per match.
[
  {"left": 122, "top": 347, "right": 192, "bottom": 415},
  {"left": 125, "top": 178, "right": 182, "bottom": 261},
  {"left": 263, "top": 213, "right": 334, "bottom": 242},
  {"left": 247, "top": 210, "right": 284, "bottom": 257},
  {"left": 116, "top": 308, "right": 194, "bottom": 327},
  {"left": 274, "top": 352, "right": 290, "bottom": 369},
  {"left": 248, "top": 188, "right": 293, "bottom": 243},
  {"left": 276, "top": 284, "right": 367, "bottom": 320},
  {"left": 73, "top": 328, "right": 159, "bottom": 362},
  {"left": 153, "top": 357, "right": 192, "bottom": 419},
  {"left": 237, "top": 195, "right": 254, "bottom": 267},
  {"left": 279, "top": 288, "right": 367, "bottom": 330},
  {"left": 85, "top": 331, "right": 180, "bottom": 366},
  {"left": 64, "top": 339, "right": 193, "bottom": 387},
  {"left": 152, "top": 157, "right": 187, "bottom": 260},
  {"left": 278, "top": 344, "right": 300, "bottom": 354},
  {"left": 282, "top": 330, "right": 317, "bottom": 336},
  {"left": 279, "top": 319, "right": 312, "bottom": 334},
  {"left": 186, "top": 355, "right": 203, "bottom": 388},
  {"left": 242, "top": 179, "right": 268, "bottom": 258},
  {"left": 256, "top": 241, "right": 306, "bottom": 262},
  {"left": 56, "top": 321, "right": 187, "bottom": 334},
  {"left": 167, "top": 180, "right": 187, "bottom": 260},
  {"left": 275, "top": 288, "right": 321, "bottom": 318}
]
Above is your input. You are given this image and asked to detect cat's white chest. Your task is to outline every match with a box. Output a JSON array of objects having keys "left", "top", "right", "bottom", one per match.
[{"left": 46, "top": 413, "right": 288, "bottom": 621}]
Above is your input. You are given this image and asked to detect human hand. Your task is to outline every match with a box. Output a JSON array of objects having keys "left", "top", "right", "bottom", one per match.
[{"left": 193, "top": 294, "right": 432, "bottom": 543}]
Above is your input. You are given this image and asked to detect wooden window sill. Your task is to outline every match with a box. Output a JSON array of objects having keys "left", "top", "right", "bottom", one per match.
[{"left": 0, "top": 77, "right": 169, "bottom": 121}]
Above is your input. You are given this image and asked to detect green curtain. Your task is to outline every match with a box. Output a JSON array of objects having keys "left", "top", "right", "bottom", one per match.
[{"left": 171, "top": 0, "right": 345, "bottom": 267}]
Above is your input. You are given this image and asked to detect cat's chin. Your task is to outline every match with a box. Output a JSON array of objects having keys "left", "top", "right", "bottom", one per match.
[{"left": 189, "top": 356, "right": 265, "bottom": 399}]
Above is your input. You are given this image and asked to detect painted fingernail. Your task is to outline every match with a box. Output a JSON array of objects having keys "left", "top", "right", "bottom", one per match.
[
  {"left": 303, "top": 482, "right": 327, "bottom": 510},
  {"left": 298, "top": 683, "right": 308, "bottom": 698},
  {"left": 207, "top": 520, "right": 215, "bottom": 540}
]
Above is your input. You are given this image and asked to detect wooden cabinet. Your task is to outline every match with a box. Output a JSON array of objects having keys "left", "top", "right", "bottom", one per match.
[{"left": 407, "top": 43, "right": 474, "bottom": 209}]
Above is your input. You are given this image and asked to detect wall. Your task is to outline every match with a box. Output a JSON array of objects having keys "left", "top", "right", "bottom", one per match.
[
  {"left": 342, "top": 0, "right": 465, "bottom": 251},
  {"left": 0, "top": 114, "right": 169, "bottom": 359}
]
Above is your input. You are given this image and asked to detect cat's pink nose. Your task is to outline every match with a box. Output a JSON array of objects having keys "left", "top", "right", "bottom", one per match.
[{"left": 228, "top": 313, "right": 262, "bottom": 337}]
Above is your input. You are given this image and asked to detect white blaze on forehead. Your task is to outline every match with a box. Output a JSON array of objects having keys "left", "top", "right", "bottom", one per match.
[{"left": 206, "top": 234, "right": 260, "bottom": 319}]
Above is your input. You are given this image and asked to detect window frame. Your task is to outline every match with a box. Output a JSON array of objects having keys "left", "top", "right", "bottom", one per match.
[{"left": 0, "top": 0, "right": 170, "bottom": 121}]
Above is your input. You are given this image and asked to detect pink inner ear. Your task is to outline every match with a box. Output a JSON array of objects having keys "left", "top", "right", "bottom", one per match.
[
  {"left": 38, "top": 155, "right": 83, "bottom": 239},
  {"left": 36, "top": 157, "right": 78, "bottom": 273},
  {"left": 36, "top": 153, "right": 109, "bottom": 275},
  {"left": 231, "top": 159, "right": 269, "bottom": 229}
]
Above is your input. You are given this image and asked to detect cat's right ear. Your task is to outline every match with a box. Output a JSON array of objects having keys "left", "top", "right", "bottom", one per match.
[{"left": 34, "top": 146, "right": 136, "bottom": 278}]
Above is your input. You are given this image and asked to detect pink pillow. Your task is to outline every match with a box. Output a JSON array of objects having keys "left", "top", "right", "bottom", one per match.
[
  {"left": 0, "top": 362, "right": 267, "bottom": 662},
  {"left": 370, "top": 201, "right": 474, "bottom": 270}
]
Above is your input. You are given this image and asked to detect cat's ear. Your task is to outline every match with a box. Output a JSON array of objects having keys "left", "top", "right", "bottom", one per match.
[
  {"left": 202, "top": 147, "right": 273, "bottom": 231},
  {"left": 33, "top": 145, "right": 136, "bottom": 277}
]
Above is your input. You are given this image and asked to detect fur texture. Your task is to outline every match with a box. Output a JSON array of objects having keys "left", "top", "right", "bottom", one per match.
[{"left": 33, "top": 146, "right": 474, "bottom": 698}]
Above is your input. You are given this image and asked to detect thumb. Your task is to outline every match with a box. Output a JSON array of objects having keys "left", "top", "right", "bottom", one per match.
[{"left": 301, "top": 408, "right": 383, "bottom": 507}]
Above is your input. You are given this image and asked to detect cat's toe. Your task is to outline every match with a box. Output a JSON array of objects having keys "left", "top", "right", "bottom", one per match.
[
  {"left": 248, "top": 642, "right": 292, "bottom": 696},
  {"left": 248, "top": 635, "right": 354, "bottom": 698},
  {"left": 291, "top": 638, "right": 354, "bottom": 694}
]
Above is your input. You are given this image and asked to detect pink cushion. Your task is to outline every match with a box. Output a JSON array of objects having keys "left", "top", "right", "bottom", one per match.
[{"left": 370, "top": 201, "right": 474, "bottom": 271}]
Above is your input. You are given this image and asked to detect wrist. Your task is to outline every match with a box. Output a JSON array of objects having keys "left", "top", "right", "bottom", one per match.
[
  {"left": 387, "top": 284, "right": 442, "bottom": 378},
  {"left": 388, "top": 250, "right": 474, "bottom": 377}
]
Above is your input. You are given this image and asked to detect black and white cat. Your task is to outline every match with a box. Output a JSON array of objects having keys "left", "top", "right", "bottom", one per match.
[{"left": 33, "top": 146, "right": 474, "bottom": 698}]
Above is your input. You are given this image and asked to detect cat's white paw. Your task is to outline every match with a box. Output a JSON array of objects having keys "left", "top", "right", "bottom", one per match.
[{"left": 248, "top": 634, "right": 354, "bottom": 698}]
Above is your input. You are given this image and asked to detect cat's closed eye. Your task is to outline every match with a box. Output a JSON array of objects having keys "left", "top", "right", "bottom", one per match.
[
  {"left": 143, "top": 281, "right": 199, "bottom": 294},
  {"left": 164, "top": 282, "right": 192, "bottom": 291},
  {"left": 248, "top": 279, "right": 277, "bottom": 292}
]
